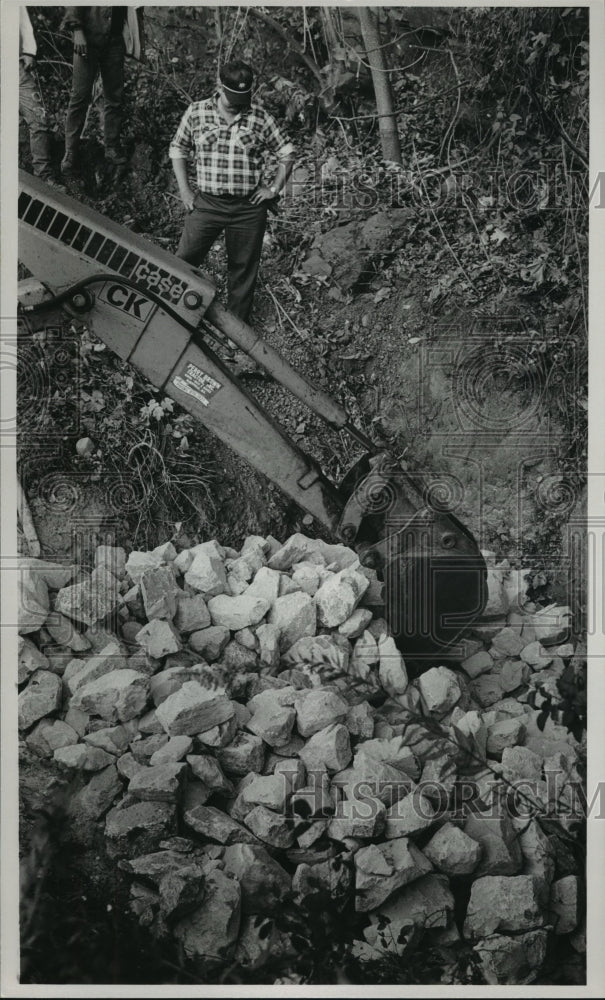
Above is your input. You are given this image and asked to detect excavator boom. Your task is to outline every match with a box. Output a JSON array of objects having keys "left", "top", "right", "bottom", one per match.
[{"left": 17, "top": 171, "right": 487, "bottom": 658}]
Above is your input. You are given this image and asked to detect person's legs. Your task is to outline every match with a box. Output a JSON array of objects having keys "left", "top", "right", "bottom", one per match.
[
  {"left": 19, "top": 63, "right": 53, "bottom": 179},
  {"left": 63, "top": 45, "right": 100, "bottom": 167},
  {"left": 176, "top": 192, "right": 225, "bottom": 267},
  {"left": 99, "top": 36, "right": 125, "bottom": 156},
  {"left": 224, "top": 200, "right": 267, "bottom": 322}
]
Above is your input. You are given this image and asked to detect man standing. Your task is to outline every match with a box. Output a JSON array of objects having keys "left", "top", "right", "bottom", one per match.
[
  {"left": 170, "top": 61, "right": 295, "bottom": 322},
  {"left": 19, "top": 7, "right": 59, "bottom": 185},
  {"left": 61, "top": 7, "right": 143, "bottom": 176}
]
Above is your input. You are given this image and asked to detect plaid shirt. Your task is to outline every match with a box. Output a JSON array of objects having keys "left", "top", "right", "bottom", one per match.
[{"left": 169, "top": 94, "right": 295, "bottom": 196}]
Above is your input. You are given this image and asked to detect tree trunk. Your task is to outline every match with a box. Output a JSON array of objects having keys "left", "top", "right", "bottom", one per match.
[{"left": 357, "top": 7, "right": 402, "bottom": 164}]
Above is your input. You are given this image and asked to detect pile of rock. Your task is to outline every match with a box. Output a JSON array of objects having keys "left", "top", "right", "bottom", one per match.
[{"left": 17, "top": 536, "right": 584, "bottom": 983}]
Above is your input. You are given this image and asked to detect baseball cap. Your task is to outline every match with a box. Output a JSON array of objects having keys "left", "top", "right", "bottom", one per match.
[{"left": 219, "top": 61, "right": 253, "bottom": 105}]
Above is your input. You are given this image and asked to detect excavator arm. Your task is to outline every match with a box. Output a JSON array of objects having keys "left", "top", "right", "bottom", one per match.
[{"left": 17, "top": 171, "right": 487, "bottom": 659}]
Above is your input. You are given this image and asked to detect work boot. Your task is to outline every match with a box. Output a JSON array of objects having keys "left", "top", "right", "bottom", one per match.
[
  {"left": 60, "top": 151, "right": 77, "bottom": 177},
  {"left": 105, "top": 146, "right": 127, "bottom": 165},
  {"left": 39, "top": 173, "right": 66, "bottom": 194}
]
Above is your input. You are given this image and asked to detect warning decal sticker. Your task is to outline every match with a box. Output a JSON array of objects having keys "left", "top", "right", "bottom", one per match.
[{"left": 172, "top": 362, "right": 223, "bottom": 407}]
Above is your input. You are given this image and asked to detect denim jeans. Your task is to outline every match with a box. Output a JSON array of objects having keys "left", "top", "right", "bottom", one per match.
[
  {"left": 176, "top": 191, "right": 268, "bottom": 322},
  {"left": 64, "top": 35, "right": 125, "bottom": 153},
  {"left": 19, "top": 62, "right": 53, "bottom": 178}
]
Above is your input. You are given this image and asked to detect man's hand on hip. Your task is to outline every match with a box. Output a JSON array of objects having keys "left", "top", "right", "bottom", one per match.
[
  {"left": 73, "top": 29, "right": 88, "bottom": 58},
  {"left": 180, "top": 187, "right": 196, "bottom": 212},
  {"left": 250, "top": 185, "right": 277, "bottom": 205},
  {"left": 20, "top": 54, "right": 36, "bottom": 72}
]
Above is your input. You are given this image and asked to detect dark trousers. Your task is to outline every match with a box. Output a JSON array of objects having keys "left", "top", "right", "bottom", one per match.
[
  {"left": 64, "top": 35, "right": 125, "bottom": 153},
  {"left": 19, "top": 63, "right": 53, "bottom": 178},
  {"left": 176, "top": 191, "right": 267, "bottom": 322}
]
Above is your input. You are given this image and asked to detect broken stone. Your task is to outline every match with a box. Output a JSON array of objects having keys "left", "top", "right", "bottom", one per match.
[
  {"left": 20, "top": 557, "right": 75, "bottom": 591},
  {"left": 149, "top": 736, "right": 193, "bottom": 765},
  {"left": 184, "top": 804, "right": 259, "bottom": 845},
  {"left": 355, "top": 838, "right": 433, "bottom": 911},
  {"left": 18, "top": 636, "right": 50, "bottom": 684},
  {"left": 336, "top": 606, "right": 373, "bottom": 640},
  {"left": 384, "top": 788, "right": 438, "bottom": 839},
  {"left": 349, "top": 630, "right": 379, "bottom": 681},
  {"left": 152, "top": 541, "right": 177, "bottom": 563},
  {"left": 95, "top": 545, "right": 126, "bottom": 579},
  {"left": 520, "top": 640, "right": 553, "bottom": 669},
  {"left": 460, "top": 650, "right": 494, "bottom": 679},
  {"left": 244, "top": 805, "right": 294, "bottom": 848},
  {"left": 299, "top": 723, "right": 352, "bottom": 773},
  {"left": 125, "top": 551, "right": 164, "bottom": 584},
  {"left": 486, "top": 717, "right": 526, "bottom": 758},
  {"left": 290, "top": 562, "right": 324, "bottom": 596},
  {"left": 84, "top": 724, "right": 131, "bottom": 756},
  {"left": 423, "top": 822, "right": 482, "bottom": 876},
  {"left": 63, "top": 641, "right": 127, "bottom": 696},
  {"left": 267, "top": 533, "right": 320, "bottom": 571},
  {"left": 207, "top": 593, "right": 270, "bottom": 632},
  {"left": 222, "top": 640, "right": 257, "bottom": 672},
  {"left": 293, "top": 855, "right": 353, "bottom": 910},
  {"left": 149, "top": 665, "right": 208, "bottom": 708},
  {"left": 135, "top": 619, "right": 182, "bottom": 659},
  {"left": 158, "top": 864, "right": 205, "bottom": 922},
  {"left": 491, "top": 627, "right": 527, "bottom": 658},
  {"left": 155, "top": 680, "right": 234, "bottom": 736},
  {"left": 463, "top": 813, "right": 523, "bottom": 876},
  {"left": 377, "top": 635, "right": 408, "bottom": 697},
  {"left": 240, "top": 773, "right": 291, "bottom": 812},
  {"left": 464, "top": 875, "right": 546, "bottom": 938},
  {"left": 173, "top": 594, "right": 211, "bottom": 634},
  {"left": 345, "top": 701, "right": 374, "bottom": 739},
  {"left": 184, "top": 550, "right": 227, "bottom": 598},
  {"left": 268, "top": 592, "right": 317, "bottom": 651},
  {"left": 129, "top": 761, "right": 187, "bottom": 802},
  {"left": 130, "top": 733, "right": 169, "bottom": 764},
  {"left": 474, "top": 929, "right": 548, "bottom": 986},
  {"left": 185, "top": 755, "right": 229, "bottom": 794},
  {"left": 246, "top": 694, "right": 296, "bottom": 748},
  {"left": 139, "top": 565, "right": 181, "bottom": 621},
  {"left": 138, "top": 708, "right": 164, "bottom": 735},
  {"left": 18, "top": 564, "right": 50, "bottom": 634},
  {"left": 68, "top": 764, "right": 122, "bottom": 834},
  {"left": 529, "top": 605, "right": 572, "bottom": 646},
  {"left": 27, "top": 718, "right": 79, "bottom": 757},
  {"left": 195, "top": 714, "right": 238, "bottom": 748},
  {"left": 64, "top": 706, "right": 89, "bottom": 736},
  {"left": 500, "top": 658, "right": 531, "bottom": 692},
  {"left": 105, "top": 800, "right": 177, "bottom": 859},
  {"left": 451, "top": 710, "right": 487, "bottom": 762},
  {"left": 55, "top": 567, "right": 119, "bottom": 626},
  {"left": 255, "top": 623, "right": 280, "bottom": 672},
  {"left": 484, "top": 564, "right": 510, "bottom": 617},
  {"left": 501, "top": 745, "right": 543, "bottom": 783},
  {"left": 334, "top": 751, "right": 413, "bottom": 808},
  {"left": 295, "top": 688, "right": 348, "bottom": 737},
  {"left": 54, "top": 743, "right": 115, "bottom": 771},
  {"left": 363, "top": 874, "right": 454, "bottom": 956},
  {"left": 328, "top": 795, "right": 386, "bottom": 841},
  {"left": 173, "top": 869, "right": 240, "bottom": 966},
  {"left": 18, "top": 670, "right": 62, "bottom": 730},
  {"left": 245, "top": 566, "right": 281, "bottom": 606},
  {"left": 549, "top": 875, "right": 579, "bottom": 934},
  {"left": 72, "top": 669, "right": 149, "bottom": 724},
  {"left": 469, "top": 672, "right": 505, "bottom": 708},
  {"left": 516, "top": 820, "right": 556, "bottom": 883},
  {"left": 188, "top": 625, "right": 229, "bottom": 662},
  {"left": 45, "top": 612, "right": 91, "bottom": 651},
  {"left": 314, "top": 567, "right": 370, "bottom": 628},
  {"left": 214, "top": 733, "right": 264, "bottom": 778},
  {"left": 418, "top": 666, "right": 462, "bottom": 714}
]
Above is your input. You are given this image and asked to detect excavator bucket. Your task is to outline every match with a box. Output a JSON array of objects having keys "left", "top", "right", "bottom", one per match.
[{"left": 338, "top": 453, "right": 487, "bottom": 661}]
